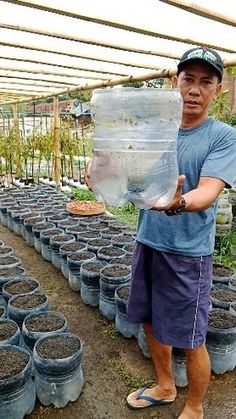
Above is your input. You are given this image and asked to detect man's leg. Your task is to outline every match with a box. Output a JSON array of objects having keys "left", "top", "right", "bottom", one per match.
[
  {"left": 126, "top": 322, "right": 177, "bottom": 408},
  {"left": 178, "top": 344, "right": 210, "bottom": 419}
]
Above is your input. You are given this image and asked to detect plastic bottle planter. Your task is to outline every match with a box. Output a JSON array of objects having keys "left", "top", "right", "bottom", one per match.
[
  {"left": 210, "top": 284, "right": 236, "bottom": 310},
  {"left": 78, "top": 217, "right": 100, "bottom": 227},
  {"left": 19, "top": 212, "right": 37, "bottom": 240},
  {"left": 0, "top": 345, "right": 36, "bottom": 419},
  {"left": 86, "top": 238, "right": 111, "bottom": 255},
  {"left": 7, "top": 293, "right": 49, "bottom": 327},
  {"left": 50, "top": 234, "right": 76, "bottom": 270},
  {"left": 12, "top": 209, "right": 31, "bottom": 236},
  {"left": 47, "top": 214, "right": 70, "bottom": 227},
  {"left": 111, "top": 233, "right": 136, "bottom": 249},
  {"left": 123, "top": 243, "right": 135, "bottom": 255},
  {"left": 206, "top": 309, "right": 236, "bottom": 374},
  {"left": 0, "top": 246, "right": 14, "bottom": 258},
  {"left": 57, "top": 218, "right": 79, "bottom": 231},
  {"left": 101, "top": 227, "right": 123, "bottom": 240},
  {"left": 97, "top": 246, "right": 126, "bottom": 263},
  {"left": 0, "top": 266, "right": 26, "bottom": 307},
  {"left": 91, "top": 88, "right": 181, "bottom": 208},
  {"left": 65, "top": 224, "right": 88, "bottom": 240},
  {"left": 80, "top": 260, "right": 107, "bottom": 306},
  {"left": 230, "top": 303, "right": 236, "bottom": 316},
  {"left": 24, "top": 216, "right": 45, "bottom": 247},
  {"left": 0, "top": 201, "right": 16, "bottom": 226},
  {"left": 99, "top": 264, "right": 131, "bottom": 320},
  {"left": 137, "top": 325, "right": 150, "bottom": 359},
  {"left": 0, "top": 256, "right": 22, "bottom": 271},
  {"left": 59, "top": 242, "right": 87, "bottom": 280},
  {"left": 42, "top": 210, "right": 62, "bottom": 221},
  {"left": 114, "top": 285, "right": 140, "bottom": 338},
  {"left": 0, "top": 305, "right": 6, "bottom": 319},
  {"left": 68, "top": 251, "right": 96, "bottom": 291},
  {"left": 212, "top": 263, "right": 235, "bottom": 285},
  {"left": 22, "top": 311, "right": 68, "bottom": 352},
  {"left": 33, "top": 333, "right": 84, "bottom": 408},
  {"left": 172, "top": 348, "right": 188, "bottom": 387},
  {"left": 2, "top": 278, "right": 41, "bottom": 304},
  {"left": 0, "top": 240, "right": 4, "bottom": 247},
  {"left": 86, "top": 222, "right": 107, "bottom": 233},
  {"left": 0, "top": 318, "right": 21, "bottom": 346},
  {"left": 77, "top": 230, "right": 102, "bottom": 244},
  {"left": 6, "top": 205, "right": 21, "bottom": 231},
  {"left": 40, "top": 228, "right": 64, "bottom": 262},
  {"left": 32, "top": 221, "right": 55, "bottom": 253},
  {"left": 110, "top": 255, "right": 133, "bottom": 267}
]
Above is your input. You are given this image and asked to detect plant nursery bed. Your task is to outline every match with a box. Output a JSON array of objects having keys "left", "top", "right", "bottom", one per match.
[{"left": 0, "top": 223, "right": 235, "bottom": 419}]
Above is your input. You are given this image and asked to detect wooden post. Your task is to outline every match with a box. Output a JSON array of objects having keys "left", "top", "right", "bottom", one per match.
[
  {"left": 12, "top": 103, "right": 21, "bottom": 180},
  {"left": 53, "top": 96, "right": 61, "bottom": 188}
]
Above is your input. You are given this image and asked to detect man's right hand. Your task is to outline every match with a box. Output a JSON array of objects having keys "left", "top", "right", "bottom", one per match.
[{"left": 84, "top": 159, "right": 93, "bottom": 191}]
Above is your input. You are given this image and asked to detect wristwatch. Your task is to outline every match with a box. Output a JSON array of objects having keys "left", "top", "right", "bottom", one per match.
[{"left": 165, "top": 196, "right": 186, "bottom": 216}]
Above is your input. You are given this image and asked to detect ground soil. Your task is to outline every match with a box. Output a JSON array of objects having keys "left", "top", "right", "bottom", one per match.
[{"left": 0, "top": 223, "right": 235, "bottom": 419}]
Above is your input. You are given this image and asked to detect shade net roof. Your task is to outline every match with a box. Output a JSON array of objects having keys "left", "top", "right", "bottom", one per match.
[{"left": 0, "top": 0, "right": 236, "bottom": 105}]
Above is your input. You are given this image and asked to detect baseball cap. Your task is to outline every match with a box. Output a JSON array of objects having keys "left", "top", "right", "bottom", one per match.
[{"left": 177, "top": 47, "right": 223, "bottom": 81}]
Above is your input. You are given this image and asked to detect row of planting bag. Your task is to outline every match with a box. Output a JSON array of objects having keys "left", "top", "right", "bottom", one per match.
[{"left": 0, "top": 185, "right": 235, "bottom": 417}]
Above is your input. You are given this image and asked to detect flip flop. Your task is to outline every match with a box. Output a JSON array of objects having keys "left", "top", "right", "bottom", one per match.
[{"left": 126, "top": 386, "right": 176, "bottom": 410}]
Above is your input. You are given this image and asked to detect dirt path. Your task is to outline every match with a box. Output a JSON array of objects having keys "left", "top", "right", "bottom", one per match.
[{"left": 0, "top": 224, "right": 235, "bottom": 419}]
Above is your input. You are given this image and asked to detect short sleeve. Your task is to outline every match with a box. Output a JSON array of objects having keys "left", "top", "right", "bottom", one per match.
[{"left": 200, "top": 125, "right": 236, "bottom": 187}]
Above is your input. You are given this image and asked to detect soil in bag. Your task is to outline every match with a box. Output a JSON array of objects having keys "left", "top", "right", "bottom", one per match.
[
  {"left": 208, "top": 311, "right": 236, "bottom": 329},
  {"left": 0, "top": 266, "right": 24, "bottom": 277},
  {"left": 111, "top": 256, "right": 133, "bottom": 266},
  {"left": 36, "top": 335, "right": 81, "bottom": 359},
  {"left": 11, "top": 294, "right": 47, "bottom": 309},
  {"left": 69, "top": 252, "right": 94, "bottom": 262},
  {"left": 4, "top": 279, "right": 37, "bottom": 295},
  {"left": 25, "top": 313, "right": 65, "bottom": 333},
  {"left": 0, "top": 321, "right": 18, "bottom": 341},
  {"left": 102, "top": 265, "right": 129, "bottom": 278},
  {"left": 213, "top": 264, "right": 234, "bottom": 277},
  {"left": 99, "top": 247, "right": 124, "bottom": 257},
  {"left": 0, "top": 348, "right": 28, "bottom": 380},
  {"left": 211, "top": 288, "right": 236, "bottom": 302}
]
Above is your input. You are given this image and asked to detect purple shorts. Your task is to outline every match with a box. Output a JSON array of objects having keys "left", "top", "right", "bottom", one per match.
[{"left": 127, "top": 242, "right": 212, "bottom": 349}]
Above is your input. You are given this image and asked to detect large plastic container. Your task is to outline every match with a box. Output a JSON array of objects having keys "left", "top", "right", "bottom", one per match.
[
  {"left": 90, "top": 88, "right": 182, "bottom": 208},
  {"left": 33, "top": 333, "right": 84, "bottom": 408},
  {"left": 206, "top": 309, "right": 236, "bottom": 374},
  {"left": 0, "top": 344, "right": 36, "bottom": 419},
  {"left": 114, "top": 285, "right": 140, "bottom": 338}
]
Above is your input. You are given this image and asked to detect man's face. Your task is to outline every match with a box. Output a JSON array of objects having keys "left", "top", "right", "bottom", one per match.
[{"left": 176, "top": 62, "right": 222, "bottom": 119}]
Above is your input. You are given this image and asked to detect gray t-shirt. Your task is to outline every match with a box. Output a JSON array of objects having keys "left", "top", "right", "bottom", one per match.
[{"left": 137, "top": 117, "right": 236, "bottom": 256}]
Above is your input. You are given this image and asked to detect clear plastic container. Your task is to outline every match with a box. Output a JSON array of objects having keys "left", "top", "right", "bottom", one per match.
[
  {"left": 0, "top": 344, "right": 36, "bottom": 419},
  {"left": 90, "top": 88, "right": 182, "bottom": 209},
  {"left": 33, "top": 333, "right": 84, "bottom": 408}
]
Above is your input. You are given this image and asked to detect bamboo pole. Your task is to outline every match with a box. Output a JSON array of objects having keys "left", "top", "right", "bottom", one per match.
[
  {"left": 12, "top": 103, "right": 21, "bottom": 178},
  {"left": 159, "top": 0, "right": 236, "bottom": 27},
  {"left": 4, "top": 1, "right": 236, "bottom": 54},
  {"left": 53, "top": 96, "right": 61, "bottom": 188}
]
